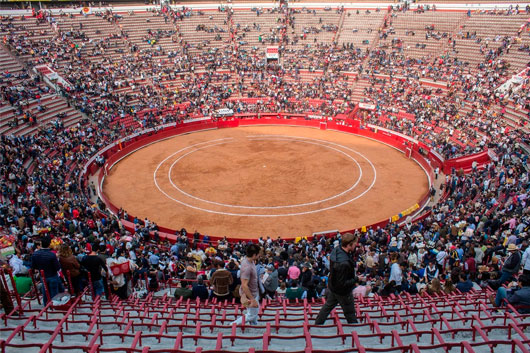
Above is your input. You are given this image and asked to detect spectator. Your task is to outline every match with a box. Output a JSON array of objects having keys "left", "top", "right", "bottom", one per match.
[
  {"left": 353, "top": 281, "right": 372, "bottom": 298},
  {"left": 443, "top": 278, "right": 456, "bottom": 294},
  {"left": 81, "top": 243, "right": 108, "bottom": 298},
  {"left": 263, "top": 264, "right": 279, "bottom": 299},
  {"left": 456, "top": 273, "right": 473, "bottom": 293},
  {"left": 490, "top": 274, "right": 530, "bottom": 313},
  {"left": 149, "top": 251, "right": 160, "bottom": 267},
  {"left": 232, "top": 243, "right": 261, "bottom": 326},
  {"left": 31, "top": 236, "right": 64, "bottom": 305},
  {"left": 9, "top": 248, "right": 28, "bottom": 276},
  {"left": 174, "top": 282, "right": 193, "bottom": 300},
  {"left": 424, "top": 262, "right": 439, "bottom": 283},
  {"left": 107, "top": 250, "right": 134, "bottom": 300},
  {"left": 210, "top": 260, "right": 233, "bottom": 301},
  {"left": 148, "top": 266, "right": 160, "bottom": 292},
  {"left": 463, "top": 255, "right": 477, "bottom": 281},
  {"left": 14, "top": 271, "right": 32, "bottom": 295},
  {"left": 276, "top": 282, "right": 287, "bottom": 300},
  {"left": 192, "top": 276, "right": 209, "bottom": 300},
  {"left": 287, "top": 261, "right": 300, "bottom": 285},
  {"left": 435, "top": 245, "right": 448, "bottom": 275},
  {"left": 425, "top": 278, "right": 443, "bottom": 295},
  {"left": 277, "top": 261, "right": 288, "bottom": 282},
  {"left": 226, "top": 260, "right": 240, "bottom": 297},
  {"left": 407, "top": 274, "right": 425, "bottom": 295},
  {"left": 300, "top": 263, "right": 313, "bottom": 292},
  {"left": 389, "top": 255, "right": 404, "bottom": 291},
  {"left": 316, "top": 277, "right": 328, "bottom": 297},
  {"left": 365, "top": 250, "right": 376, "bottom": 275},
  {"left": 499, "top": 244, "right": 522, "bottom": 285},
  {"left": 315, "top": 233, "right": 359, "bottom": 325},
  {"left": 58, "top": 244, "right": 82, "bottom": 295},
  {"left": 184, "top": 260, "right": 198, "bottom": 284},
  {"left": 285, "top": 280, "right": 305, "bottom": 300},
  {"left": 381, "top": 279, "right": 398, "bottom": 296}
]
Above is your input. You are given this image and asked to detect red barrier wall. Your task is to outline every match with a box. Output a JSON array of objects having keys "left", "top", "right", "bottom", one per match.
[
  {"left": 442, "top": 150, "right": 490, "bottom": 174},
  {"left": 239, "top": 118, "right": 323, "bottom": 128},
  {"left": 86, "top": 116, "right": 439, "bottom": 242}
]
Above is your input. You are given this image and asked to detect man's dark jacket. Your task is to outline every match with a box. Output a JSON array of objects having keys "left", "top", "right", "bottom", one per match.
[
  {"left": 328, "top": 246, "right": 356, "bottom": 296},
  {"left": 31, "top": 248, "right": 60, "bottom": 278},
  {"left": 503, "top": 251, "right": 522, "bottom": 274}
]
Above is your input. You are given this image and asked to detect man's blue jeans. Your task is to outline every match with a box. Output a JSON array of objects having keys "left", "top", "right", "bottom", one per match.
[
  {"left": 93, "top": 279, "right": 104, "bottom": 297},
  {"left": 499, "top": 271, "right": 514, "bottom": 285},
  {"left": 495, "top": 287, "right": 507, "bottom": 307},
  {"left": 42, "top": 275, "right": 64, "bottom": 305},
  {"left": 232, "top": 295, "right": 260, "bottom": 325}
]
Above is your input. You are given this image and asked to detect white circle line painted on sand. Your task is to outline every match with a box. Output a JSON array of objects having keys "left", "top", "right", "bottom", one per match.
[
  {"left": 165, "top": 137, "right": 363, "bottom": 209},
  {"left": 152, "top": 134, "right": 378, "bottom": 217}
]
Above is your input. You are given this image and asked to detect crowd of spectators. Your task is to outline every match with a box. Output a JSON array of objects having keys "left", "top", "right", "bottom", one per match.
[
  {"left": 0, "top": 4, "right": 529, "bottom": 313},
  {"left": 2, "top": 5, "right": 529, "bottom": 151}
]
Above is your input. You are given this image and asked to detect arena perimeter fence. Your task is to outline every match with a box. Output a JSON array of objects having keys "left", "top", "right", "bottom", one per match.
[{"left": 80, "top": 113, "right": 490, "bottom": 243}]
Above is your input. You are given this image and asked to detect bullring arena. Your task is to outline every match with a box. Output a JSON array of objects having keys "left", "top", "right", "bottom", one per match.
[
  {"left": 1, "top": 1, "right": 530, "bottom": 353},
  {"left": 103, "top": 124, "right": 429, "bottom": 238}
]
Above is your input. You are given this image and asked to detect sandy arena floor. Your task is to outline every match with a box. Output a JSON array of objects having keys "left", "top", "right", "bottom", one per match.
[{"left": 103, "top": 125, "right": 429, "bottom": 239}]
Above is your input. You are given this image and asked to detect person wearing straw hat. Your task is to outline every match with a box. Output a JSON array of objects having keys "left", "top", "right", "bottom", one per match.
[{"left": 499, "top": 243, "right": 522, "bottom": 285}]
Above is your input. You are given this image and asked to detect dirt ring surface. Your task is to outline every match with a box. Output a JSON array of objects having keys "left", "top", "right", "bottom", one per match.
[{"left": 103, "top": 125, "right": 429, "bottom": 239}]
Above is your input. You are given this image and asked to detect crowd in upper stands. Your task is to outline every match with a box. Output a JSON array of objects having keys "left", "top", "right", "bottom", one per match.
[
  {"left": 0, "top": 3, "right": 530, "bottom": 311},
  {"left": 2, "top": 5, "right": 529, "bottom": 153}
]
